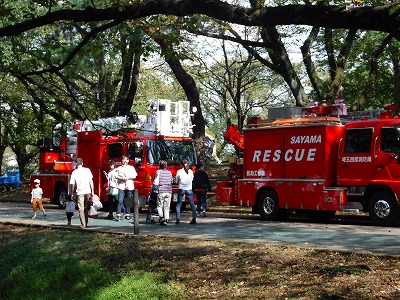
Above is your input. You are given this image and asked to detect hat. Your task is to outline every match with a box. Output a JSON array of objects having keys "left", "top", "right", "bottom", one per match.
[{"left": 34, "top": 179, "right": 40, "bottom": 184}]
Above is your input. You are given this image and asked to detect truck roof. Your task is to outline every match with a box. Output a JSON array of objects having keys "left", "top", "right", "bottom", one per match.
[{"left": 345, "top": 118, "right": 400, "bottom": 129}]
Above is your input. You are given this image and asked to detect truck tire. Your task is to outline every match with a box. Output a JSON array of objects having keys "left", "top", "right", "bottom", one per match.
[
  {"left": 258, "top": 190, "right": 282, "bottom": 221},
  {"left": 0, "top": 184, "right": 9, "bottom": 193},
  {"left": 55, "top": 187, "right": 68, "bottom": 209},
  {"left": 368, "top": 191, "right": 400, "bottom": 226}
]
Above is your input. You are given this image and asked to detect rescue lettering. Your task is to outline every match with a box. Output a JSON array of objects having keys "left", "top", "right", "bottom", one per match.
[
  {"left": 253, "top": 148, "right": 317, "bottom": 162},
  {"left": 290, "top": 135, "right": 322, "bottom": 144}
]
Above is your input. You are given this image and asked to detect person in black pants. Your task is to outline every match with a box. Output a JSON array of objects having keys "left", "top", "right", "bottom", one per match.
[{"left": 192, "top": 163, "right": 211, "bottom": 217}]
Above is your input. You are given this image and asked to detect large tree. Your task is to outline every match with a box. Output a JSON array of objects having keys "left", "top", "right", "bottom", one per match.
[{"left": 2, "top": 0, "right": 400, "bottom": 170}]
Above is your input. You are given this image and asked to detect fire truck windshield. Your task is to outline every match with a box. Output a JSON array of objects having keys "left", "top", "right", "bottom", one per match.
[{"left": 145, "top": 140, "right": 196, "bottom": 166}]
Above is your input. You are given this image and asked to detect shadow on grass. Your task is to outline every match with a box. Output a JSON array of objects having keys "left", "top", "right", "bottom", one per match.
[{"left": 0, "top": 229, "right": 185, "bottom": 300}]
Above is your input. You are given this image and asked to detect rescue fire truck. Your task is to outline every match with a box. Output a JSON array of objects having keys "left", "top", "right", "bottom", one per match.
[
  {"left": 216, "top": 101, "right": 400, "bottom": 226},
  {"left": 30, "top": 99, "right": 197, "bottom": 210}
]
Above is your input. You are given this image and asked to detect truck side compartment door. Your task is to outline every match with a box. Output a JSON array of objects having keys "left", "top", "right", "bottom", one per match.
[
  {"left": 373, "top": 127, "right": 400, "bottom": 180},
  {"left": 337, "top": 128, "right": 374, "bottom": 186}
]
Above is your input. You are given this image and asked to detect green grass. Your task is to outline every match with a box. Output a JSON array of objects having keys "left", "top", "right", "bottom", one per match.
[
  {"left": 0, "top": 229, "right": 184, "bottom": 300},
  {"left": 2, "top": 225, "right": 400, "bottom": 299}
]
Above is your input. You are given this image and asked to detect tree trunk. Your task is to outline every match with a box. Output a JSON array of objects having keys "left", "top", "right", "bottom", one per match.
[
  {"left": 154, "top": 36, "right": 206, "bottom": 164},
  {"left": 389, "top": 42, "right": 400, "bottom": 108},
  {"left": 164, "top": 53, "right": 206, "bottom": 163},
  {"left": 10, "top": 146, "right": 34, "bottom": 181},
  {"left": 114, "top": 34, "right": 142, "bottom": 116}
]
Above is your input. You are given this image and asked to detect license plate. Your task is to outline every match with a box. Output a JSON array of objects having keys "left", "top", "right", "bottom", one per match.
[{"left": 172, "top": 193, "right": 178, "bottom": 202}]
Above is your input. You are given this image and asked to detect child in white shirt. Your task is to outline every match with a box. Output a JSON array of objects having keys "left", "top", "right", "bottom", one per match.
[{"left": 31, "top": 179, "right": 46, "bottom": 219}]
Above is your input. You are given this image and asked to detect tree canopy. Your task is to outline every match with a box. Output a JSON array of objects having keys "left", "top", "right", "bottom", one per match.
[{"left": 2, "top": 0, "right": 400, "bottom": 175}]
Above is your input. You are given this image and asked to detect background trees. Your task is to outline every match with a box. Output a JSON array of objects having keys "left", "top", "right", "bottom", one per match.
[{"left": 1, "top": 0, "right": 400, "bottom": 177}]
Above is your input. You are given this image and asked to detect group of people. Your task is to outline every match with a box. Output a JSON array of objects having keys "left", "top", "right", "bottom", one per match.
[
  {"left": 30, "top": 157, "right": 94, "bottom": 228},
  {"left": 30, "top": 156, "right": 211, "bottom": 228},
  {"left": 104, "top": 155, "right": 137, "bottom": 221},
  {"left": 152, "top": 158, "right": 211, "bottom": 225}
]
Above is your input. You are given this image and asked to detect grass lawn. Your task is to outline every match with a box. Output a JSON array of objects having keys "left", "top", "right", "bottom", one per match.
[{"left": 1, "top": 224, "right": 400, "bottom": 300}]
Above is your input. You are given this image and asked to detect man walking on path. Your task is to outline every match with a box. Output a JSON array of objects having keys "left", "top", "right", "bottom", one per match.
[{"left": 70, "top": 157, "right": 94, "bottom": 228}]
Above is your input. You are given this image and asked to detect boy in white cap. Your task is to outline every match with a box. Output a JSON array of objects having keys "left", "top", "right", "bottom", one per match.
[{"left": 31, "top": 179, "right": 46, "bottom": 219}]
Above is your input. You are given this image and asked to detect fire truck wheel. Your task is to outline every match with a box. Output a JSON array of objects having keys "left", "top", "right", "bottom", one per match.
[
  {"left": 0, "top": 185, "right": 9, "bottom": 193},
  {"left": 258, "top": 190, "right": 282, "bottom": 221},
  {"left": 368, "top": 191, "right": 400, "bottom": 226},
  {"left": 56, "top": 187, "right": 68, "bottom": 208}
]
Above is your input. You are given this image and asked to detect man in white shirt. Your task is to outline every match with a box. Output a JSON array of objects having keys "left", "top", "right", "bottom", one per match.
[
  {"left": 70, "top": 157, "right": 94, "bottom": 228},
  {"left": 115, "top": 155, "right": 138, "bottom": 221}
]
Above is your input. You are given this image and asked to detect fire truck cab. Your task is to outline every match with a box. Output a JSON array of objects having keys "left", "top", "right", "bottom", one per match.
[
  {"left": 31, "top": 99, "right": 197, "bottom": 210},
  {"left": 217, "top": 102, "right": 400, "bottom": 226}
]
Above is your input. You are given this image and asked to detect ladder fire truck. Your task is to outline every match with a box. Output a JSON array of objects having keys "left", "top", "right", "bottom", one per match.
[
  {"left": 216, "top": 100, "right": 400, "bottom": 226},
  {"left": 30, "top": 99, "right": 197, "bottom": 210}
]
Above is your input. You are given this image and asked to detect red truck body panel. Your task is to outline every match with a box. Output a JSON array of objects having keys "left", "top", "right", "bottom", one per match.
[{"left": 236, "top": 123, "right": 345, "bottom": 210}]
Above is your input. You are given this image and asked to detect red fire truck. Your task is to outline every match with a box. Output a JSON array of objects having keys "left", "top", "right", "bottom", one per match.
[
  {"left": 217, "top": 102, "right": 400, "bottom": 226},
  {"left": 30, "top": 99, "right": 197, "bottom": 210}
]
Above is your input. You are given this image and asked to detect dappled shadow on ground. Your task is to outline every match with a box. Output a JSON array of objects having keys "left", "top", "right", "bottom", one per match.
[{"left": 1, "top": 224, "right": 400, "bottom": 300}]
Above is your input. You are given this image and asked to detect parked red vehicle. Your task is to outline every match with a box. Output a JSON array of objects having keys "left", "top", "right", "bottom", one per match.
[
  {"left": 31, "top": 100, "right": 197, "bottom": 210},
  {"left": 217, "top": 101, "right": 400, "bottom": 226}
]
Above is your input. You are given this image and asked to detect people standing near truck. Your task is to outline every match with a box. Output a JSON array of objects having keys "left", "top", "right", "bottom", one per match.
[
  {"left": 115, "top": 155, "right": 137, "bottom": 221},
  {"left": 175, "top": 158, "right": 196, "bottom": 224},
  {"left": 30, "top": 178, "right": 46, "bottom": 219},
  {"left": 104, "top": 160, "right": 118, "bottom": 220},
  {"left": 153, "top": 160, "right": 173, "bottom": 225},
  {"left": 69, "top": 157, "right": 94, "bottom": 229},
  {"left": 193, "top": 163, "right": 211, "bottom": 217}
]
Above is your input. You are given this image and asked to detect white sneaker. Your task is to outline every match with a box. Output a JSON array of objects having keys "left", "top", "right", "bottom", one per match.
[
  {"left": 32, "top": 215, "right": 36, "bottom": 219},
  {"left": 115, "top": 214, "right": 121, "bottom": 221}
]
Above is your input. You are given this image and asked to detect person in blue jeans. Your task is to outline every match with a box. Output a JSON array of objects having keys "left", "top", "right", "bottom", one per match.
[{"left": 175, "top": 158, "right": 196, "bottom": 224}]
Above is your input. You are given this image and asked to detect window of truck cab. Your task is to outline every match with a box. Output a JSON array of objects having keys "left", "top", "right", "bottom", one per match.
[
  {"left": 380, "top": 127, "right": 400, "bottom": 153},
  {"left": 145, "top": 139, "right": 197, "bottom": 166},
  {"left": 127, "top": 141, "right": 144, "bottom": 163},
  {"left": 344, "top": 128, "right": 373, "bottom": 153},
  {"left": 108, "top": 143, "right": 123, "bottom": 159}
]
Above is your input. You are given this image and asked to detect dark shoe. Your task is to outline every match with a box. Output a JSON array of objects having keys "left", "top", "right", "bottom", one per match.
[
  {"left": 105, "top": 214, "right": 114, "bottom": 220},
  {"left": 190, "top": 219, "right": 197, "bottom": 224},
  {"left": 175, "top": 219, "right": 180, "bottom": 224},
  {"left": 160, "top": 220, "right": 167, "bottom": 225}
]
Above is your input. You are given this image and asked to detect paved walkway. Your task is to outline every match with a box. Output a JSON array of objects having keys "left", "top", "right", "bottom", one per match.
[{"left": 1, "top": 202, "right": 400, "bottom": 257}]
